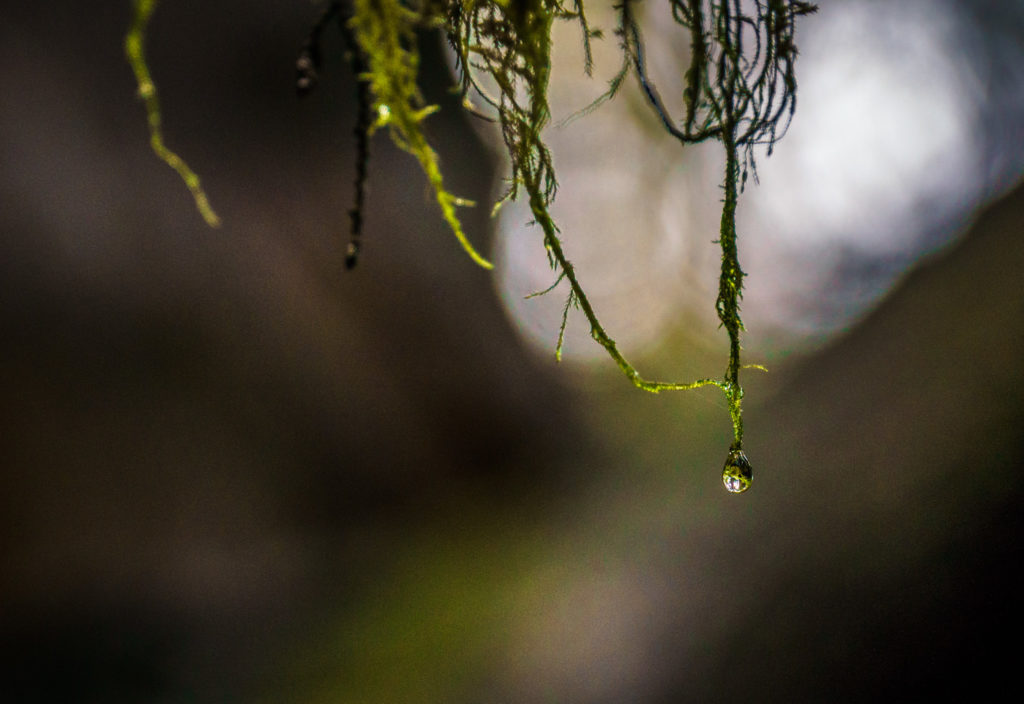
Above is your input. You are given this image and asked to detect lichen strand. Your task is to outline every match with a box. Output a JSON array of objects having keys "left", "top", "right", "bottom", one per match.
[{"left": 125, "top": 0, "right": 220, "bottom": 227}]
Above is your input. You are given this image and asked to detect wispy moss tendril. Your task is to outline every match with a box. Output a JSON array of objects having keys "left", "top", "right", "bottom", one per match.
[
  {"left": 125, "top": 0, "right": 220, "bottom": 227},
  {"left": 129, "top": 0, "right": 817, "bottom": 490}
]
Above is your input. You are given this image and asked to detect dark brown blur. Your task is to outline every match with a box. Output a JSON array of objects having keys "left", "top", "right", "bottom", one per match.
[{"left": 1, "top": 2, "right": 1022, "bottom": 703}]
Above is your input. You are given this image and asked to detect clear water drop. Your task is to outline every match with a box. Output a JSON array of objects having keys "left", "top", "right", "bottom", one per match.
[{"left": 722, "top": 448, "right": 753, "bottom": 493}]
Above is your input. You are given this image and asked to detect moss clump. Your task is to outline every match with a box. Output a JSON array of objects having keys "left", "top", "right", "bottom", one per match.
[{"left": 129, "top": 1, "right": 817, "bottom": 489}]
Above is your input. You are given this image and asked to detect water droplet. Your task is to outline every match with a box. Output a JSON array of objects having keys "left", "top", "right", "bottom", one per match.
[{"left": 722, "top": 448, "right": 752, "bottom": 493}]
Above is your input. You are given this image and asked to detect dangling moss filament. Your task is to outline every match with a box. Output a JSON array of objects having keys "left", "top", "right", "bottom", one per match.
[{"left": 125, "top": 0, "right": 220, "bottom": 227}]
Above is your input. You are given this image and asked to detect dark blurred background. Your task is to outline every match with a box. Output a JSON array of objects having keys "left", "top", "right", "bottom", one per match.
[{"left": 1, "top": 1, "right": 1023, "bottom": 702}]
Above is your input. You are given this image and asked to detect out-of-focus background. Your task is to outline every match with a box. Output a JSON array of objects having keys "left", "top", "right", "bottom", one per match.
[{"left": 2, "top": 1, "right": 1022, "bottom": 702}]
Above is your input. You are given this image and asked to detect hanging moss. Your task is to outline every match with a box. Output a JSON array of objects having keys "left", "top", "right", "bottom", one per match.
[{"left": 127, "top": 0, "right": 817, "bottom": 491}]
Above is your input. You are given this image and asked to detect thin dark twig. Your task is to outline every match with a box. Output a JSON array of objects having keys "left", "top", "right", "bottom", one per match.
[
  {"left": 296, "top": 1, "right": 343, "bottom": 96},
  {"left": 338, "top": 4, "right": 371, "bottom": 269}
]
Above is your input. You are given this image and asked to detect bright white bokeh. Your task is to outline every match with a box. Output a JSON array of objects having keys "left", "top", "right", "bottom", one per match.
[{"left": 739, "top": 0, "right": 987, "bottom": 342}]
